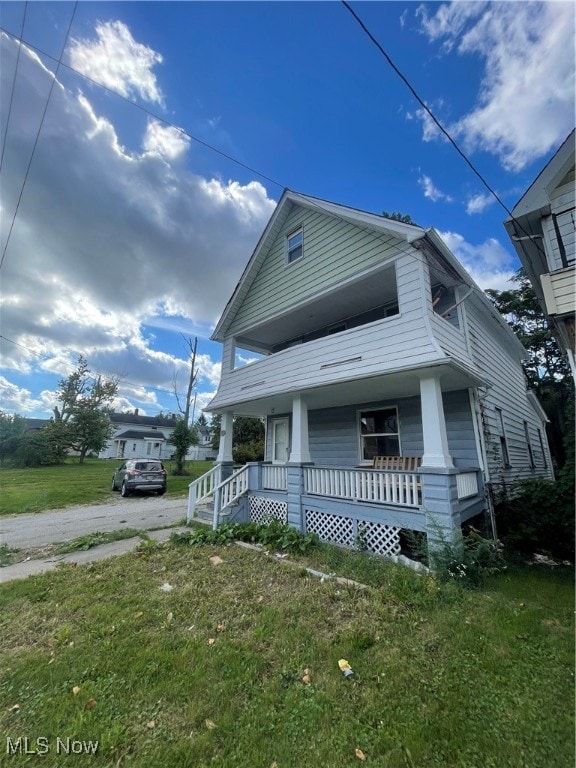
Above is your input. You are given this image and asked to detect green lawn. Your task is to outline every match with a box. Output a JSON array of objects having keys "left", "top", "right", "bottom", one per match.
[
  {"left": 0, "top": 540, "right": 573, "bottom": 767},
  {"left": 0, "top": 459, "right": 213, "bottom": 515}
]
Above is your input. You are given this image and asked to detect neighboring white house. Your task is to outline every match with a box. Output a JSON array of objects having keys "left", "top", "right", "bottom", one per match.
[
  {"left": 99, "top": 411, "right": 177, "bottom": 460},
  {"left": 187, "top": 190, "right": 553, "bottom": 557},
  {"left": 100, "top": 411, "right": 215, "bottom": 461},
  {"left": 504, "top": 129, "right": 575, "bottom": 378}
]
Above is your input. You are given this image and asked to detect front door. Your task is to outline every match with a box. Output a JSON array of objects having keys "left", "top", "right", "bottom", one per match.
[{"left": 272, "top": 418, "right": 290, "bottom": 464}]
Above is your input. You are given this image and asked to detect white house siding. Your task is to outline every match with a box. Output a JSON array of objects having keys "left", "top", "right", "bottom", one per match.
[
  {"left": 211, "top": 255, "right": 445, "bottom": 410},
  {"left": 465, "top": 302, "right": 554, "bottom": 483},
  {"left": 541, "top": 268, "right": 575, "bottom": 316},
  {"left": 265, "top": 392, "right": 479, "bottom": 470},
  {"left": 227, "top": 205, "right": 409, "bottom": 337},
  {"left": 429, "top": 312, "right": 474, "bottom": 366}
]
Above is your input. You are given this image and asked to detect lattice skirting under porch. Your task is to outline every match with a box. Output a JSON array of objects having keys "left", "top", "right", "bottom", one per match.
[
  {"left": 249, "top": 496, "right": 288, "bottom": 525},
  {"left": 305, "top": 509, "right": 401, "bottom": 557}
]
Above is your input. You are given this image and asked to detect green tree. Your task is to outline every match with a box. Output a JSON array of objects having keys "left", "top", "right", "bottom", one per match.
[
  {"left": 382, "top": 211, "right": 416, "bottom": 224},
  {"left": 52, "top": 356, "right": 118, "bottom": 463},
  {"left": 168, "top": 417, "right": 199, "bottom": 475},
  {"left": 486, "top": 269, "right": 573, "bottom": 468},
  {"left": 209, "top": 415, "right": 265, "bottom": 463},
  {"left": 0, "top": 411, "right": 26, "bottom": 442}
]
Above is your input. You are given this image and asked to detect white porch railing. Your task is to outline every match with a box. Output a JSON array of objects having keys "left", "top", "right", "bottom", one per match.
[
  {"left": 213, "top": 465, "right": 250, "bottom": 529},
  {"left": 304, "top": 467, "right": 421, "bottom": 508},
  {"left": 262, "top": 465, "right": 288, "bottom": 491},
  {"left": 187, "top": 464, "right": 221, "bottom": 521}
]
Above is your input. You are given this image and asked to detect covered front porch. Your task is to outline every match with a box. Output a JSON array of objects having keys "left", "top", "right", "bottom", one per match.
[{"left": 190, "top": 366, "right": 490, "bottom": 556}]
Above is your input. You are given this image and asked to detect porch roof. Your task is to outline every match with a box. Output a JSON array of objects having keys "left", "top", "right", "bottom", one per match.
[{"left": 207, "top": 359, "right": 486, "bottom": 417}]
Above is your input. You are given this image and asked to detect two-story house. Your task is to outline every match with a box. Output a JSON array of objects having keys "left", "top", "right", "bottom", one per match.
[
  {"left": 189, "top": 191, "right": 553, "bottom": 557},
  {"left": 504, "top": 129, "right": 575, "bottom": 378}
]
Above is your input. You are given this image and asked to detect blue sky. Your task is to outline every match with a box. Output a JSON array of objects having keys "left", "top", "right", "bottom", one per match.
[{"left": 0, "top": 1, "right": 574, "bottom": 420}]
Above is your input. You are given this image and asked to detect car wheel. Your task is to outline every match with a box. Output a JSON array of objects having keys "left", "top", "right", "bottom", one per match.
[
  {"left": 121, "top": 482, "right": 131, "bottom": 498},
  {"left": 157, "top": 488, "right": 166, "bottom": 496}
]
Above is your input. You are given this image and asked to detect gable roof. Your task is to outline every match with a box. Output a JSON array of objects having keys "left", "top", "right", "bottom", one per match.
[
  {"left": 114, "top": 429, "right": 169, "bottom": 440},
  {"left": 507, "top": 129, "right": 575, "bottom": 220},
  {"left": 211, "top": 189, "right": 425, "bottom": 343},
  {"left": 213, "top": 189, "right": 526, "bottom": 358},
  {"left": 110, "top": 413, "right": 177, "bottom": 428}
]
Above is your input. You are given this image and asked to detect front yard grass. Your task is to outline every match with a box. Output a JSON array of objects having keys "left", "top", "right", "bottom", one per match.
[
  {"left": 0, "top": 459, "right": 213, "bottom": 515},
  {"left": 1, "top": 541, "right": 573, "bottom": 767}
]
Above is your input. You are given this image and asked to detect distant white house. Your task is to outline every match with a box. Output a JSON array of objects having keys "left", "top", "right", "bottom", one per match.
[
  {"left": 99, "top": 410, "right": 215, "bottom": 461},
  {"left": 99, "top": 411, "right": 178, "bottom": 460}
]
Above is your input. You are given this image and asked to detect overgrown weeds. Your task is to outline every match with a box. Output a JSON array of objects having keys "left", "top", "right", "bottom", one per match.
[{"left": 171, "top": 519, "right": 320, "bottom": 555}]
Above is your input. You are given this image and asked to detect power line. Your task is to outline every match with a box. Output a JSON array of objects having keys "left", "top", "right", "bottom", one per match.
[
  {"left": 341, "top": 1, "right": 517, "bottom": 219},
  {"left": 0, "top": 3, "right": 79, "bottom": 272},
  {"left": 0, "top": 25, "right": 286, "bottom": 194},
  {"left": 0, "top": 1, "right": 27, "bottom": 175}
]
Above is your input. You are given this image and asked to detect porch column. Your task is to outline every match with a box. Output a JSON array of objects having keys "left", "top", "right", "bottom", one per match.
[
  {"left": 216, "top": 411, "right": 234, "bottom": 464},
  {"left": 419, "top": 376, "right": 454, "bottom": 469},
  {"left": 288, "top": 395, "right": 312, "bottom": 464}
]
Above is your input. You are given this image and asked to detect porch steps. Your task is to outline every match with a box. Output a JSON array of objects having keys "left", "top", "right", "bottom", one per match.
[{"left": 192, "top": 497, "right": 233, "bottom": 525}]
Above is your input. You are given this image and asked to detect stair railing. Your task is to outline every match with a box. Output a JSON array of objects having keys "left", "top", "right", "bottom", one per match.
[
  {"left": 187, "top": 464, "right": 221, "bottom": 522},
  {"left": 213, "top": 465, "right": 250, "bottom": 529}
]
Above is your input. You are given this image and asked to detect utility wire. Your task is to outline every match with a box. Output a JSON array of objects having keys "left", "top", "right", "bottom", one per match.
[
  {"left": 1, "top": 20, "right": 541, "bottom": 251},
  {"left": 0, "top": 2, "right": 27, "bottom": 175},
  {"left": 0, "top": 25, "right": 285, "bottom": 193},
  {"left": 340, "top": 0, "right": 553, "bottom": 269},
  {"left": 0, "top": 3, "right": 78, "bottom": 272},
  {"left": 341, "top": 1, "right": 516, "bottom": 218}
]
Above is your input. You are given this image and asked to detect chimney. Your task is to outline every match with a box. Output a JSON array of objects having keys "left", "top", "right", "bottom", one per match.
[{"left": 134, "top": 408, "right": 139, "bottom": 416}]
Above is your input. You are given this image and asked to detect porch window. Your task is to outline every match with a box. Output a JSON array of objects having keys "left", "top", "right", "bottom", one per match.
[
  {"left": 359, "top": 407, "right": 399, "bottom": 461},
  {"left": 286, "top": 227, "right": 303, "bottom": 264}
]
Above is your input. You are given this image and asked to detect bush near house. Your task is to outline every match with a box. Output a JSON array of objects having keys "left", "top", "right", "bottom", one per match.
[{"left": 495, "top": 476, "right": 575, "bottom": 562}]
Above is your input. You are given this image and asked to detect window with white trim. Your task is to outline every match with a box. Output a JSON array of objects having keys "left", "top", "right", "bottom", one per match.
[
  {"left": 286, "top": 227, "right": 303, "bottom": 264},
  {"left": 359, "top": 407, "right": 399, "bottom": 461}
]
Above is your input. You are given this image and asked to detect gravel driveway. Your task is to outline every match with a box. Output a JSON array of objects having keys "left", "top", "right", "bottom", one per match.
[{"left": 0, "top": 496, "right": 189, "bottom": 549}]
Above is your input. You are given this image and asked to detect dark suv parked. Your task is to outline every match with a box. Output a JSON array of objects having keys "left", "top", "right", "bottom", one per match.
[{"left": 112, "top": 459, "right": 167, "bottom": 497}]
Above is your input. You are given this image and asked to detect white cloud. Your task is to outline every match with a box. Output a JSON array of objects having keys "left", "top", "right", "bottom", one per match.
[
  {"left": 418, "top": 174, "right": 453, "bottom": 203},
  {"left": 142, "top": 119, "right": 190, "bottom": 160},
  {"left": 68, "top": 20, "right": 165, "bottom": 105},
  {"left": 439, "top": 230, "right": 517, "bottom": 291},
  {"left": 417, "top": 1, "right": 575, "bottom": 170},
  {"left": 0, "top": 376, "right": 44, "bottom": 414},
  {"left": 466, "top": 191, "right": 495, "bottom": 215},
  {"left": 0, "top": 28, "right": 276, "bottom": 416}
]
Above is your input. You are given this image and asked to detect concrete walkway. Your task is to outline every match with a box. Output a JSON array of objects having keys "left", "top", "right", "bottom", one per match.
[
  {"left": 0, "top": 496, "right": 194, "bottom": 585},
  {"left": 0, "top": 497, "right": 189, "bottom": 549},
  {"left": 0, "top": 526, "right": 189, "bottom": 583}
]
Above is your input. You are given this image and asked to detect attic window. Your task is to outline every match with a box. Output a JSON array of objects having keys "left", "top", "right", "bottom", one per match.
[{"left": 286, "top": 227, "right": 303, "bottom": 264}]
